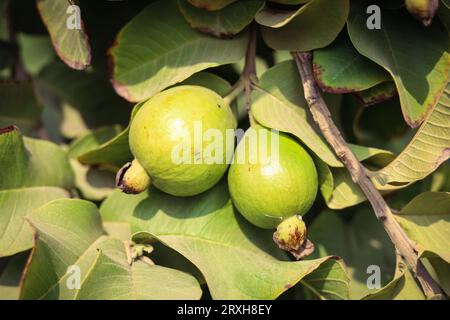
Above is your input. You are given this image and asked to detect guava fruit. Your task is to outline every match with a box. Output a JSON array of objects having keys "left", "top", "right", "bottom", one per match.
[
  {"left": 228, "top": 126, "right": 318, "bottom": 258},
  {"left": 405, "top": 0, "right": 439, "bottom": 26},
  {"left": 117, "top": 85, "right": 236, "bottom": 197}
]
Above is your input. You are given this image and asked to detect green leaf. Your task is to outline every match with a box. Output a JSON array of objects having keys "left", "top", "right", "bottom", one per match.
[
  {"left": 70, "top": 160, "right": 115, "bottom": 201},
  {"left": 315, "top": 157, "right": 334, "bottom": 202},
  {"left": 0, "top": 187, "right": 69, "bottom": 257},
  {"left": 252, "top": 60, "right": 342, "bottom": 167},
  {"left": 179, "top": 72, "right": 232, "bottom": 96},
  {"left": 396, "top": 192, "right": 450, "bottom": 263},
  {"left": 100, "top": 181, "right": 340, "bottom": 300},
  {"left": 178, "top": 0, "right": 264, "bottom": 38},
  {"left": 439, "top": 0, "right": 450, "bottom": 33},
  {"left": 295, "top": 259, "right": 350, "bottom": 300},
  {"left": 363, "top": 257, "right": 425, "bottom": 300},
  {"left": 0, "top": 82, "right": 43, "bottom": 135},
  {"left": 308, "top": 208, "right": 396, "bottom": 299},
  {"left": 37, "top": 0, "right": 91, "bottom": 70},
  {"left": 36, "top": 61, "right": 130, "bottom": 139},
  {"left": 313, "top": 32, "right": 391, "bottom": 93},
  {"left": 110, "top": 0, "right": 247, "bottom": 102},
  {"left": 20, "top": 199, "right": 202, "bottom": 300},
  {"left": 425, "top": 257, "right": 450, "bottom": 296},
  {"left": 76, "top": 241, "right": 202, "bottom": 300},
  {"left": 354, "top": 81, "right": 398, "bottom": 107},
  {"left": 347, "top": 1, "right": 450, "bottom": 127},
  {"left": 0, "top": 252, "right": 29, "bottom": 300},
  {"left": 372, "top": 83, "right": 450, "bottom": 185},
  {"left": 17, "top": 33, "right": 55, "bottom": 75},
  {"left": 68, "top": 125, "right": 132, "bottom": 171},
  {"left": 0, "top": 127, "right": 73, "bottom": 257},
  {"left": 259, "top": 0, "right": 349, "bottom": 51},
  {"left": 0, "top": 127, "right": 74, "bottom": 189},
  {"left": 188, "top": 0, "right": 237, "bottom": 11}
]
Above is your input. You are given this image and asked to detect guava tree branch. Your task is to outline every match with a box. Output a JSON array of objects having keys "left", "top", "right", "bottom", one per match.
[{"left": 292, "top": 51, "right": 445, "bottom": 299}]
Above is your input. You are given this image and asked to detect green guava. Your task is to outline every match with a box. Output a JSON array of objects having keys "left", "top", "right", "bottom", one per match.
[
  {"left": 119, "top": 85, "right": 236, "bottom": 197},
  {"left": 228, "top": 125, "right": 318, "bottom": 229}
]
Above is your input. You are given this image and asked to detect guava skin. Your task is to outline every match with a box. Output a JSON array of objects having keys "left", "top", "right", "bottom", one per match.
[
  {"left": 228, "top": 126, "right": 318, "bottom": 229},
  {"left": 129, "top": 85, "right": 236, "bottom": 197}
]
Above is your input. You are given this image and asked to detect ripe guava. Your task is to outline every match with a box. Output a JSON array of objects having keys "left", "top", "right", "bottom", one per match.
[
  {"left": 118, "top": 85, "right": 236, "bottom": 197},
  {"left": 228, "top": 126, "right": 318, "bottom": 258}
]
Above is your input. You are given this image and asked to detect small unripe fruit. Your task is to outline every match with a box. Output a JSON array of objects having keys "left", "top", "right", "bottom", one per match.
[
  {"left": 274, "top": 215, "right": 306, "bottom": 251},
  {"left": 273, "top": 215, "right": 314, "bottom": 259},
  {"left": 116, "top": 159, "right": 150, "bottom": 194},
  {"left": 405, "top": 0, "right": 439, "bottom": 26},
  {"left": 118, "top": 85, "right": 236, "bottom": 196}
]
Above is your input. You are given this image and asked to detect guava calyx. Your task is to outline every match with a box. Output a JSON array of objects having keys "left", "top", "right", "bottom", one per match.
[
  {"left": 405, "top": 0, "right": 439, "bottom": 26},
  {"left": 123, "top": 241, "right": 154, "bottom": 266},
  {"left": 273, "top": 215, "right": 315, "bottom": 260},
  {"left": 116, "top": 159, "right": 151, "bottom": 194}
]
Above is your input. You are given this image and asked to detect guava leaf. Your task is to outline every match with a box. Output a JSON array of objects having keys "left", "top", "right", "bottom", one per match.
[
  {"left": 0, "top": 252, "right": 29, "bottom": 300},
  {"left": 395, "top": 192, "right": 450, "bottom": 264},
  {"left": 75, "top": 241, "right": 202, "bottom": 300},
  {"left": 439, "top": 0, "right": 450, "bottom": 32},
  {"left": 258, "top": 0, "right": 349, "bottom": 51},
  {"left": 70, "top": 160, "right": 115, "bottom": 201},
  {"left": 179, "top": 72, "right": 232, "bottom": 96},
  {"left": 372, "top": 83, "right": 450, "bottom": 185},
  {"left": 178, "top": 0, "right": 264, "bottom": 38},
  {"left": 315, "top": 158, "right": 334, "bottom": 202},
  {"left": 425, "top": 257, "right": 450, "bottom": 296},
  {"left": 0, "top": 127, "right": 73, "bottom": 257},
  {"left": 0, "top": 127, "right": 74, "bottom": 190},
  {"left": 347, "top": 1, "right": 450, "bottom": 127},
  {"left": 20, "top": 199, "right": 202, "bottom": 300},
  {"left": 109, "top": 0, "right": 247, "bottom": 102},
  {"left": 354, "top": 82, "right": 398, "bottom": 107},
  {"left": 0, "top": 187, "right": 70, "bottom": 257},
  {"left": 36, "top": 61, "right": 130, "bottom": 139},
  {"left": 363, "top": 257, "right": 425, "bottom": 300},
  {"left": 313, "top": 32, "right": 391, "bottom": 93},
  {"left": 100, "top": 181, "right": 341, "bottom": 300},
  {"left": 308, "top": 208, "right": 396, "bottom": 299},
  {"left": 68, "top": 125, "right": 131, "bottom": 171},
  {"left": 17, "top": 34, "right": 55, "bottom": 75},
  {"left": 188, "top": 0, "right": 237, "bottom": 11},
  {"left": 295, "top": 259, "right": 350, "bottom": 300},
  {"left": 37, "top": 0, "right": 91, "bottom": 70},
  {"left": 252, "top": 60, "right": 342, "bottom": 167},
  {"left": 0, "top": 82, "right": 43, "bottom": 135}
]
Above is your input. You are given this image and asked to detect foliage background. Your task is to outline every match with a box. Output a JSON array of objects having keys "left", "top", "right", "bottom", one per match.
[{"left": 0, "top": 0, "right": 449, "bottom": 300}]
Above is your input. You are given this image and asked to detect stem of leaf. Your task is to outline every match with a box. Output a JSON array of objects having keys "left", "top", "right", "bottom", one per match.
[{"left": 292, "top": 51, "right": 445, "bottom": 299}]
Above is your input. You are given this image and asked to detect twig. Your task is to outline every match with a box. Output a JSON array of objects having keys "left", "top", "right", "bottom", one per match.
[
  {"left": 292, "top": 51, "right": 445, "bottom": 299},
  {"left": 223, "top": 22, "right": 258, "bottom": 125}
]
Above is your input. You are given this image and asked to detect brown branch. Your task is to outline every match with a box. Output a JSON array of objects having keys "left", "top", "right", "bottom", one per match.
[{"left": 292, "top": 51, "right": 445, "bottom": 299}]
